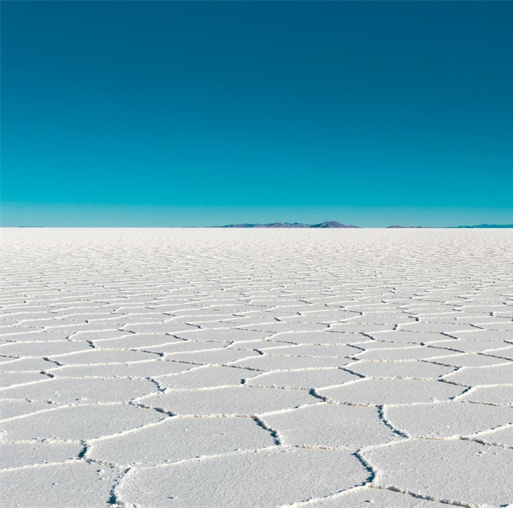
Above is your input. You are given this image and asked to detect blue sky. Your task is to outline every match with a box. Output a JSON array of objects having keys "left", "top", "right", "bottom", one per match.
[{"left": 2, "top": 1, "right": 512, "bottom": 227}]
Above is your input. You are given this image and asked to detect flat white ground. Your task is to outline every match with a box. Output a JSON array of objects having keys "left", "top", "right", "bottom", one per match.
[{"left": 1, "top": 228, "right": 512, "bottom": 508}]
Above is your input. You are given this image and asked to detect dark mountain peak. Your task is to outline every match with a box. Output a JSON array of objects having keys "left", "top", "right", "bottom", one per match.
[
  {"left": 311, "top": 221, "right": 358, "bottom": 229},
  {"left": 218, "top": 221, "right": 359, "bottom": 228}
]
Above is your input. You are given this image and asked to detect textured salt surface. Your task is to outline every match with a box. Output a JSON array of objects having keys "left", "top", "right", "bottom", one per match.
[{"left": 1, "top": 228, "right": 512, "bottom": 507}]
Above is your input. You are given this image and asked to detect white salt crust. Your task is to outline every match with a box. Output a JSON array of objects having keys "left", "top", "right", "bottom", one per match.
[{"left": 1, "top": 228, "right": 512, "bottom": 507}]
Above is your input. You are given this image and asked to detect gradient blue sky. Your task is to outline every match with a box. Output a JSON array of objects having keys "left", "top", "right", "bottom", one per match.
[{"left": 2, "top": 1, "right": 512, "bottom": 227}]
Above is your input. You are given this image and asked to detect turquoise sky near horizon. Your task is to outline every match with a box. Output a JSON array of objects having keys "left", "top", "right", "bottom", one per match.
[{"left": 1, "top": 1, "right": 512, "bottom": 227}]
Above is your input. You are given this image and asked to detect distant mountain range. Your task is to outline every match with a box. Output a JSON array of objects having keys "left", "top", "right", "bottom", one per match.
[
  {"left": 217, "top": 222, "right": 513, "bottom": 229},
  {"left": 454, "top": 224, "right": 513, "bottom": 228},
  {"left": 218, "top": 221, "right": 359, "bottom": 229}
]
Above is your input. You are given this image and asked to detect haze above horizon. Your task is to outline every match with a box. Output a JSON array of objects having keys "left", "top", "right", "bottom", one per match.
[{"left": 1, "top": 2, "right": 512, "bottom": 227}]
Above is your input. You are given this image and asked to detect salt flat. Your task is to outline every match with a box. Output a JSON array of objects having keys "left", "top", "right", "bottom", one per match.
[{"left": 1, "top": 228, "right": 512, "bottom": 508}]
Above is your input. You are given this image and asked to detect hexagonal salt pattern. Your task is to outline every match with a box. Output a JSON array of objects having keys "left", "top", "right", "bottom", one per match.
[{"left": 1, "top": 228, "right": 512, "bottom": 507}]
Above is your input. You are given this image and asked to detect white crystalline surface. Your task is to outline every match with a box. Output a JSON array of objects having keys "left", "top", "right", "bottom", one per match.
[{"left": 1, "top": 228, "right": 512, "bottom": 508}]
